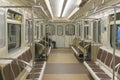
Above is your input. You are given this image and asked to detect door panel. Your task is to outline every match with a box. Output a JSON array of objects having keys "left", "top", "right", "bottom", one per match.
[{"left": 56, "top": 25, "right": 65, "bottom": 47}]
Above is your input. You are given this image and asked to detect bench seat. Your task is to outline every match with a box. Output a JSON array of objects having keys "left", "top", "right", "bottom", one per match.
[
  {"left": 84, "top": 47, "right": 120, "bottom": 80},
  {"left": 0, "top": 47, "right": 48, "bottom": 80}
]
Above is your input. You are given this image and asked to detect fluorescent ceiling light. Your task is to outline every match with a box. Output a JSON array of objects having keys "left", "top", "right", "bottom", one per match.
[
  {"left": 50, "top": 0, "right": 64, "bottom": 17},
  {"left": 62, "top": 0, "right": 76, "bottom": 17},
  {"left": 45, "top": 0, "right": 53, "bottom": 18},
  {"left": 45, "top": 0, "right": 82, "bottom": 18},
  {"left": 68, "top": 7, "right": 79, "bottom": 18}
]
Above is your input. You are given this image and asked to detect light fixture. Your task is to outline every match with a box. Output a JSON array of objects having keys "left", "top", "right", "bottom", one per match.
[
  {"left": 44, "top": 0, "right": 53, "bottom": 18},
  {"left": 50, "top": 0, "right": 64, "bottom": 17},
  {"left": 67, "top": 0, "right": 82, "bottom": 18},
  {"left": 45, "top": 0, "right": 82, "bottom": 18},
  {"left": 62, "top": 0, "right": 76, "bottom": 17},
  {"left": 68, "top": 7, "right": 79, "bottom": 18},
  {"left": 62, "top": 0, "right": 82, "bottom": 18}
]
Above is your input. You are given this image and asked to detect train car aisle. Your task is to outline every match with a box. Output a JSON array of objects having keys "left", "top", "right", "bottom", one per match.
[{"left": 43, "top": 48, "right": 90, "bottom": 80}]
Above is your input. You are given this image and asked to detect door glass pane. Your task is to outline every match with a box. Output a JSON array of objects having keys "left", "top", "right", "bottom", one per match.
[
  {"left": 57, "top": 25, "right": 63, "bottom": 36},
  {"left": 45, "top": 24, "right": 55, "bottom": 35},
  {"left": 65, "top": 24, "right": 75, "bottom": 35}
]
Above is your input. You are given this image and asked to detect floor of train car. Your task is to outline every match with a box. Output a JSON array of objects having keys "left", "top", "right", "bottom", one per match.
[{"left": 43, "top": 48, "right": 91, "bottom": 80}]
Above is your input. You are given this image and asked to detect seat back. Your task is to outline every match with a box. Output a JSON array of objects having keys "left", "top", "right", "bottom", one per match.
[
  {"left": 101, "top": 50, "right": 108, "bottom": 63},
  {"left": 2, "top": 64, "right": 15, "bottom": 80},
  {"left": 0, "top": 70, "right": 3, "bottom": 80},
  {"left": 18, "top": 55, "right": 25, "bottom": 71},
  {"left": 11, "top": 60, "right": 21, "bottom": 78},
  {"left": 97, "top": 48, "right": 103, "bottom": 60}
]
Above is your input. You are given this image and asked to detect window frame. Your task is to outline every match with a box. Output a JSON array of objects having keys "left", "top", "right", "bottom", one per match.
[
  {"left": 65, "top": 24, "right": 75, "bottom": 36},
  {"left": 57, "top": 25, "right": 63, "bottom": 36},
  {"left": 110, "top": 25, "right": 120, "bottom": 49},
  {"left": 45, "top": 24, "right": 55, "bottom": 35},
  {"left": 8, "top": 23, "right": 21, "bottom": 51}
]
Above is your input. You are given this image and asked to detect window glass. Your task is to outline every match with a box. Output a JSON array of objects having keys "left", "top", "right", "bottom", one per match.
[
  {"left": 34, "top": 22, "right": 38, "bottom": 39},
  {"left": 41, "top": 24, "right": 43, "bottom": 36},
  {"left": 79, "top": 24, "right": 81, "bottom": 36},
  {"left": 0, "top": 9, "right": 5, "bottom": 47},
  {"left": 8, "top": 23, "right": 21, "bottom": 51},
  {"left": 110, "top": 25, "right": 120, "bottom": 49},
  {"left": 45, "top": 24, "right": 55, "bottom": 35},
  {"left": 93, "top": 21, "right": 97, "bottom": 42},
  {"left": 57, "top": 25, "right": 63, "bottom": 36},
  {"left": 37, "top": 26, "right": 39, "bottom": 39},
  {"left": 84, "top": 26, "right": 89, "bottom": 39},
  {"left": 25, "top": 20, "right": 31, "bottom": 43},
  {"left": 98, "top": 21, "right": 101, "bottom": 43},
  {"left": 65, "top": 24, "right": 75, "bottom": 35}
]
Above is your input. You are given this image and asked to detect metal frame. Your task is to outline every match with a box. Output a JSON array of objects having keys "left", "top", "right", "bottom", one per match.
[
  {"left": 76, "top": 4, "right": 120, "bottom": 80},
  {"left": 0, "top": 5, "right": 46, "bottom": 80},
  {"left": 0, "top": 58, "right": 33, "bottom": 68}
]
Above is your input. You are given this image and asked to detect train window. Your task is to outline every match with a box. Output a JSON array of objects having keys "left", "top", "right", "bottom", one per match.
[
  {"left": 45, "top": 24, "right": 55, "bottom": 35},
  {"left": 37, "top": 27, "right": 39, "bottom": 39},
  {"left": 8, "top": 23, "right": 21, "bottom": 51},
  {"left": 109, "top": 12, "right": 120, "bottom": 21},
  {"left": 0, "top": 9, "right": 5, "bottom": 47},
  {"left": 7, "top": 9, "right": 22, "bottom": 21},
  {"left": 79, "top": 24, "right": 82, "bottom": 36},
  {"left": 65, "top": 24, "right": 75, "bottom": 35},
  {"left": 93, "top": 21, "right": 97, "bottom": 42},
  {"left": 84, "top": 26, "right": 89, "bottom": 39},
  {"left": 25, "top": 20, "right": 31, "bottom": 43},
  {"left": 57, "top": 25, "right": 63, "bottom": 36},
  {"left": 110, "top": 25, "right": 120, "bottom": 49},
  {"left": 34, "top": 21, "right": 40, "bottom": 39},
  {"left": 41, "top": 24, "right": 43, "bottom": 36},
  {"left": 98, "top": 20, "right": 101, "bottom": 43}
]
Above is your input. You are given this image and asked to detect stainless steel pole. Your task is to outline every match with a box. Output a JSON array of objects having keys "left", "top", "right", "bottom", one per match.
[
  {"left": 31, "top": 6, "right": 35, "bottom": 80},
  {"left": 113, "top": 7, "right": 116, "bottom": 80}
]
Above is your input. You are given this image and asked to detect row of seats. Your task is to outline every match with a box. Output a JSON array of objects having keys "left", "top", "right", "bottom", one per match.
[
  {"left": 35, "top": 39, "right": 52, "bottom": 60},
  {"left": 84, "top": 47, "right": 120, "bottom": 80},
  {"left": 0, "top": 48, "right": 46, "bottom": 80},
  {"left": 71, "top": 39, "right": 91, "bottom": 61}
]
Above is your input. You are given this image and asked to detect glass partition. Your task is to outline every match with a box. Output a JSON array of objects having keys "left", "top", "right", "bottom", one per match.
[
  {"left": 65, "top": 24, "right": 75, "bottom": 35},
  {"left": 57, "top": 25, "right": 63, "bottom": 36},
  {"left": 45, "top": 24, "right": 55, "bottom": 35}
]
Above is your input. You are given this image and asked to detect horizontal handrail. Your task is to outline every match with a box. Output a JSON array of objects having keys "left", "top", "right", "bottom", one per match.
[
  {"left": 0, "top": 57, "right": 36, "bottom": 80},
  {"left": 115, "top": 63, "right": 120, "bottom": 74},
  {"left": 0, "top": 58, "right": 33, "bottom": 68},
  {"left": 84, "top": 44, "right": 90, "bottom": 49}
]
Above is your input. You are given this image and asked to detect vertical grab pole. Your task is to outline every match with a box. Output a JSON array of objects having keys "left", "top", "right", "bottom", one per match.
[
  {"left": 31, "top": 6, "right": 35, "bottom": 80},
  {"left": 45, "top": 24, "right": 47, "bottom": 60},
  {"left": 113, "top": 7, "right": 116, "bottom": 80}
]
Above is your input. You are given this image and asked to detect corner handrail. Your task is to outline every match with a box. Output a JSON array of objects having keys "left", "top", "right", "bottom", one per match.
[{"left": 0, "top": 58, "right": 35, "bottom": 80}]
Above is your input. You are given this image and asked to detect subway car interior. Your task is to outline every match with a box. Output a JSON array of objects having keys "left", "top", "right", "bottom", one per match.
[{"left": 1, "top": 0, "right": 120, "bottom": 80}]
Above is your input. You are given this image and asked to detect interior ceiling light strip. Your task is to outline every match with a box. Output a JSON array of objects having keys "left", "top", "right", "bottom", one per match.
[
  {"left": 68, "top": 0, "right": 82, "bottom": 18},
  {"left": 45, "top": 0, "right": 82, "bottom": 18},
  {"left": 50, "top": 0, "right": 64, "bottom": 17},
  {"left": 68, "top": 7, "right": 79, "bottom": 18},
  {"left": 44, "top": 0, "right": 53, "bottom": 18},
  {"left": 62, "top": 0, "right": 76, "bottom": 17}
]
